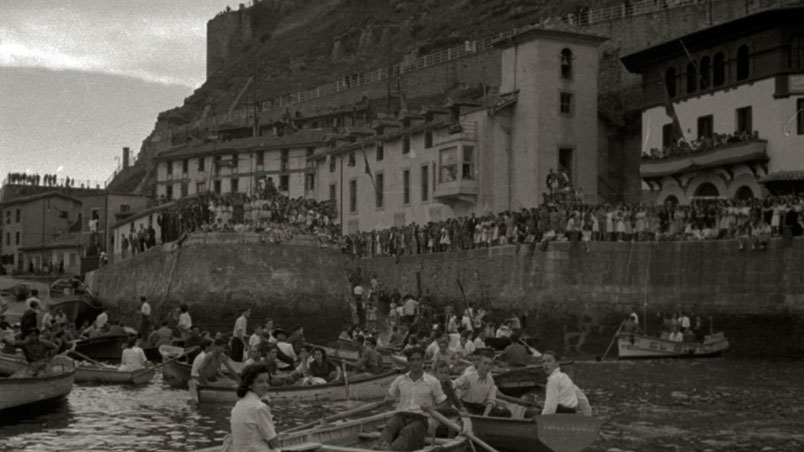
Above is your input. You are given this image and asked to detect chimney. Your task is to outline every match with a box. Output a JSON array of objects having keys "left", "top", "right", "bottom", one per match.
[{"left": 122, "top": 147, "right": 130, "bottom": 168}]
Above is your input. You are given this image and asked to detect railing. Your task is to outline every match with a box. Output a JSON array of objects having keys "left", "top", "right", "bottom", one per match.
[{"left": 165, "top": 0, "right": 797, "bottom": 140}]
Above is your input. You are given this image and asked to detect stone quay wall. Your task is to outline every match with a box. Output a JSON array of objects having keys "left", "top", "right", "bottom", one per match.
[
  {"left": 85, "top": 233, "right": 352, "bottom": 342},
  {"left": 358, "top": 237, "right": 804, "bottom": 357}
]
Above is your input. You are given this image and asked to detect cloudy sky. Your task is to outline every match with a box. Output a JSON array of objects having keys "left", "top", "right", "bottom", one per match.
[{"left": 0, "top": 0, "right": 236, "bottom": 187}]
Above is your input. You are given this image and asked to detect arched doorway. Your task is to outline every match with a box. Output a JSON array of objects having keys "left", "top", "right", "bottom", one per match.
[
  {"left": 694, "top": 182, "right": 720, "bottom": 197},
  {"left": 735, "top": 185, "right": 754, "bottom": 201}
]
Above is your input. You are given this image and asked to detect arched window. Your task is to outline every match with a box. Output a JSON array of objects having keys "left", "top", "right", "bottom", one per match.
[
  {"left": 686, "top": 62, "right": 697, "bottom": 93},
  {"left": 790, "top": 35, "right": 804, "bottom": 70},
  {"left": 665, "top": 67, "right": 677, "bottom": 98},
  {"left": 713, "top": 52, "right": 725, "bottom": 86},
  {"left": 699, "top": 56, "right": 711, "bottom": 90},
  {"left": 736, "top": 45, "right": 749, "bottom": 80},
  {"left": 735, "top": 186, "right": 754, "bottom": 201},
  {"left": 694, "top": 182, "right": 720, "bottom": 198},
  {"left": 560, "top": 48, "right": 573, "bottom": 80}
]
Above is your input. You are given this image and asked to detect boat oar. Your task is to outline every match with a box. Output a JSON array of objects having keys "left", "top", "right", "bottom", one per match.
[
  {"left": 281, "top": 399, "right": 391, "bottom": 434},
  {"left": 132, "top": 346, "right": 199, "bottom": 378},
  {"left": 596, "top": 320, "right": 625, "bottom": 362},
  {"left": 67, "top": 350, "right": 110, "bottom": 368},
  {"left": 425, "top": 407, "right": 501, "bottom": 452}
]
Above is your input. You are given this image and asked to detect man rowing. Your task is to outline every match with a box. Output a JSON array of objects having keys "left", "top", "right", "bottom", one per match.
[
  {"left": 453, "top": 348, "right": 511, "bottom": 417},
  {"left": 2, "top": 327, "right": 57, "bottom": 376},
  {"left": 540, "top": 350, "right": 592, "bottom": 416}
]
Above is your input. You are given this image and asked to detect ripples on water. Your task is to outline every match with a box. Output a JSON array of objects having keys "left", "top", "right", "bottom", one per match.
[{"left": 0, "top": 374, "right": 357, "bottom": 452}]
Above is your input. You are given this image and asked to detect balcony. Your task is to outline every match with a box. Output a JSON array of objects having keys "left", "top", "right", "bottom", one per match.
[
  {"left": 641, "top": 139, "right": 768, "bottom": 179},
  {"left": 434, "top": 177, "right": 478, "bottom": 203}
]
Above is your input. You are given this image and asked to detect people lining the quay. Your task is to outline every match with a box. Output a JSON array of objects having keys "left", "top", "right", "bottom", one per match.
[{"left": 642, "top": 130, "right": 759, "bottom": 160}]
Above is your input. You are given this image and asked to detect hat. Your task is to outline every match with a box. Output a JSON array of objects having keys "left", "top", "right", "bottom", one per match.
[{"left": 272, "top": 328, "right": 288, "bottom": 338}]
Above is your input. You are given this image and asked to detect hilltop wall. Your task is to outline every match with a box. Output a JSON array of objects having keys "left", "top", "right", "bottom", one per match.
[
  {"left": 85, "top": 233, "right": 353, "bottom": 341},
  {"left": 358, "top": 237, "right": 804, "bottom": 357}
]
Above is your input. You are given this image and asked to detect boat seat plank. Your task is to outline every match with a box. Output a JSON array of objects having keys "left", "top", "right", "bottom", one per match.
[
  {"left": 284, "top": 442, "right": 324, "bottom": 452},
  {"left": 356, "top": 432, "right": 382, "bottom": 439}
]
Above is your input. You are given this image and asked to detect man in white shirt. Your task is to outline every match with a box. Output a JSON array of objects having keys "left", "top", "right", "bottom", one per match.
[
  {"left": 453, "top": 348, "right": 509, "bottom": 417},
  {"left": 189, "top": 339, "right": 212, "bottom": 403},
  {"left": 94, "top": 309, "right": 109, "bottom": 330},
  {"left": 177, "top": 304, "right": 192, "bottom": 338},
  {"left": 231, "top": 308, "right": 250, "bottom": 362},
  {"left": 541, "top": 350, "right": 584, "bottom": 415},
  {"left": 402, "top": 295, "right": 418, "bottom": 326},
  {"left": 119, "top": 336, "right": 149, "bottom": 371}
]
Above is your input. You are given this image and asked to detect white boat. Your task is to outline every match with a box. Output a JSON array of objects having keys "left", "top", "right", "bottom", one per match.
[
  {"left": 0, "top": 356, "right": 76, "bottom": 411},
  {"left": 0, "top": 352, "right": 154, "bottom": 385},
  {"left": 617, "top": 332, "right": 730, "bottom": 359}
]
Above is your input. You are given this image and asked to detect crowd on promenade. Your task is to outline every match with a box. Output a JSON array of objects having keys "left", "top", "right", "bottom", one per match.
[
  {"left": 5, "top": 172, "right": 90, "bottom": 188},
  {"left": 342, "top": 192, "right": 804, "bottom": 258},
  {"left": 642, "top": 130, "right": 759, "bottom": 160}
]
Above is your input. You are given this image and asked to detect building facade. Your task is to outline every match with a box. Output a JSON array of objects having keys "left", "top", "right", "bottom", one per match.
[
  {"left": 81, "top": 193, "right": 150, "bottom": 259},
  {"left": 313, "top": 27, "right": 605, "bottom": 234},
  {"left": 622, "top": 8, "right": 804, "bottom": 204},
  {"left": 0, "top": 192, "right": 83, "bottom": 273}
]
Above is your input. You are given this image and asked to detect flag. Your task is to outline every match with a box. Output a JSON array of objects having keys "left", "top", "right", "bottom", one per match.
[{"left": 362, "top": 147, "right": 376, "bottom": 191}]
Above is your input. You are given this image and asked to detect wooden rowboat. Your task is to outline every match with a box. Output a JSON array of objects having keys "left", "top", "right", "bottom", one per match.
[
  {"left": 617, "top": 332, "right": 730, "bottom": 359},
  {"left": 198, "top": 368, "right": 401, "bottom": 404},
  {"left": 158, "top": 345, "right": 244, "bottom": 389},
  {"left": 74, "top": 334, "right": 129, "bottom": 361},
  {"left": 0, "top": 356, "right": 76, "bottom": 411},
  {"left": 0, "top": 352, "right": 154, "bottom": 385},
  {"left": 467, "top": 413, "right": 603, "bottom": 452},
  {"left": 318, "top": 343, "right": 399, "bottom": 368},
  {"left": 193, "top": 409, "right": 470, "bottom": 452}
]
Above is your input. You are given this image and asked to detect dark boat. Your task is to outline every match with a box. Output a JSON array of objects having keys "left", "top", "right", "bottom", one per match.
[
  {"left": 73, "top": 334, "right": 129, "bottom": 361},
  {"left": 468, "top": 413, "right": 603, "bottom": 452},
  {"left": 0, "top": 356, "right": 76, "bottom": 412},
  {"left": 48, "top": 278, "right": 104, "bottom": 329}
]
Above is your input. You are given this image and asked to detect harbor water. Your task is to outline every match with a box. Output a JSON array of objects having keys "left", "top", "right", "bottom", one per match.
[{"left": 1, "top": 358, "right": 803, "bottom": 452}]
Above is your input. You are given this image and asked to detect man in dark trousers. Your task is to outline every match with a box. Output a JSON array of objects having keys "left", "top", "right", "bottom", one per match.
[{"left": 20, "top": 300, "right": 40, "bottom": 339}]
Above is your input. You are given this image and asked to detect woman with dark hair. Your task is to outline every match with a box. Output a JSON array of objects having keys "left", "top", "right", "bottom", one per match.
[
  {"left": 230, "top": 363, "right": 279, "bottom": 452},
  {"left": 307, "top": 347, "right": 340, "bottom": 383}
]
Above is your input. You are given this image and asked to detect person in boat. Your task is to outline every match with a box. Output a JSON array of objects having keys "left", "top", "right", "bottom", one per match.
[
  {"left": 623, "top": 314, "right": 640, "bottom": 335},
  {"left": 198, "top": 336, "right": 241, "bottom": 387},
  {"left": 177, "top": 304, "right": 192, "bottom": 339},
  {"left": 668, "top": 324, "right": 683, "bottom": 342},
  {"left": 248, "top": 323, "right": 264, "bottom": 353},
  {"left": 148, "top": 321, "right": 174, "bottom": 348},
  {"left": 454, "top": 329, "right": 476, "bottom": 358},
  {"left": 184, "top": 326, "right": 204, "bottom": 361},
  {"left": 189, "top": 338, "right": 214, "bottom": 403},
  {"left": 20, "top": 300, "right": 40, "bottom": 339},
  {"left": 2, "top": 327, "right": 57, "bottom": 376},
  {"left": 354, "top": 335, "right": 381, "bottom": 373},
  {"left": 430, "top": 359, "right": 462, "bottom": 438},
  {"left": 307, "top": 347, "right": 341, "bottom": 383},
  {"left": 288, "top": 325, "right": 305, "bottom": 355},
  {"left": 540, "top": 350, "right": 591, "bottom": 416},
  {"left": 243, "top": 343, "right": 264, "bottom": 368},
  {"left": 262, "top": 319, "right": 277, "bottom": 344},
  {"left": 454, "top": 348, "right": 511, "bottom": 417},
  {"left": 495, "top": 322, "right": 513, "bottom": 338},
  {"left": 430, "top": 335, "right": 456, "bottom": 368},
  {"left": 272, "top": 329, "right": 296, "bottom": 365},
  {"left": 499, "top": 333, "right": 529, "bottom": 367},
  {"left": 0, "top": 316, "right": 14, "bottom": 347},
  {"left": 108, "top": 321, "right": 126, "bottom": 336},
  {"left": 337, "top": 324, "right": 353, "bottom": 342},
  {"left": 376, "top": 347, "right": 449, "bottom": 451},
  {"left": 119, "top": 335, "right": 149, "bottom": 371},
  {"left": 139, "top": 296, "right": 152, "bottom": 339},
  {"left": 231, "top": 307, "right": 250, "bottom": 362},
  {"left": 229, "top": 363, "right": 279, "bottom": 452},
  {"left": 94, "top": 308, "right": 109, "bottom": 331}
]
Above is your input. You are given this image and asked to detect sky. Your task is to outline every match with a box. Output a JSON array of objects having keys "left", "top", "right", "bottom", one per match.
[{"left": 0, "top": 0, "right": 238, "bottom": 187}]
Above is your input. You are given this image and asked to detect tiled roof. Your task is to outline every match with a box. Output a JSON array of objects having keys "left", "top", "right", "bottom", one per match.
[
  {"left": 155, "top": 129, "right": 331, "bottom": 160},
  {"left": 0, "top": 191, "right": 82, "bottom": 207},
  {"left": 762, "top": 170, "right": 804, "bottom": 183}
]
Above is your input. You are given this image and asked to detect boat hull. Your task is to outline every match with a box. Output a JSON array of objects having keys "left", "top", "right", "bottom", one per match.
[
  {"left": 74, "top": 334, "right": 129, "bottom": 361},
  {"left": 617, "top": 332, "right": 730, "bottom": 359},
  {"left": 198, "top": 369, "right": 401, "bottom": 404},
  {"left": 48, "top": 295, "right": 104, "bottom": 329},
  {"left": 469, "top": 414, "right": 603, "bottom": 452},
  {"left": 494, "top": 366, "right": 544, "bottom": 397},
  {"left": 0, "top": 353, "right": 153, "bottom": 385},
  {"left": 162, "top": 359, "right": 192, "bottom": 388},
  {"left": 0, "top": 359, "right": 75, "bottom": 411}
]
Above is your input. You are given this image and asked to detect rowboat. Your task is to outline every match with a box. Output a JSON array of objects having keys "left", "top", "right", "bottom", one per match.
[
  {"left": 318, "top": 342, "right": 399, "bottom": 367},
  {"left": 48, "top": 277, "right": 104, "bottom": 328},
  {"left": 468, "top": 413, "right": 603, "bottom": 452},
  {"left": 0, "top": 356, "right": 76, "bottom": 411},
  {"left": 74, "top": 334, "right": 129, "bottom": 361},
  {"left": 0, "top": 352, "right": 154, "bottom": 385},
  {"left": 197, "top": 368, "right": 401, "bottom": 404},
  {"left": 193, "top": 409, "right": 470, "bottom": 452},
  {"left": 617, "top": 332, "right": 730, "bottom": 359},
  {"left": 158, "top": 345, "right": 245, "bottom": 389},
  {"left": 493, "top": 365, "right": 544, "bottom": 397}
]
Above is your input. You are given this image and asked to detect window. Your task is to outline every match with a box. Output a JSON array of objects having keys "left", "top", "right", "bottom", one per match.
[
  {"left": 736, "top": 107, "right": 752, "bottom": 134},
  {"left": 439, "top": 147, "right": 458, "bottom": 183},
  {"left": 166, "top": 184, "right": 173, "bottom": 199},
  {"left": 305, "top": 173, "right": 315, "bottom": 192},
  {"left": 797, "top": 99, "right": 804, "bottom": 135},
  {"left": 737, "top": 45, "right": 749, "bottom": 81},
  {"left": 402, "top": 170, "right": 410, "bottom": 204},
  {"left": 699, "top": 56, "right": 710, "bottom": 90},
  {"left": 5, "top": 233, "right": 8, "bottom": 246},
  {"left": 713, "top": 52, "right": 725, "bottom": 86},
  {"left": 559, "top": 147, "right": 574, "bottom": 183},
  {"left": 231, "top": 177, "right": 239, "bottom": 193},
  {"left": 348, "top": 151, "right": 356, "bottom": 167},
  {"left": 375, "top": 173, "right": 384, "bottom": 208},
  {"left": 664, "top": 67, "right": 677, "bottom": 98},
  {"left": 559, "top": 92, "right": 573, "bottom": 115},
  {"left": 686, "top": 62, "right": 697, "bottom": 93},
  {"left": 662, "top": 124, "right": 674, "bottom": 148},
  {"left": 280, "top": 175, "right": 289, "bottom": 191},
  {"left": 329, "top": 184, "right": 336, "bottom": 203},
  {"left": 5, "top": 211, "right": 9, "bottom": 224},
  {"left": 198, "top": 157, "right": 205, "bottom": 172},
  {"left": 349, "top": 180, "right": 357, "bottom": 213},
  {"left": 15, "top": 232, "right": 19, "bottom": 245},
  {"left": 376, "top": 143, "right": 384, "bottom": 161},
  {"left": 256, "top": 151, "right": 264, "bottom": 166},
  {"left": 402, "top": 135, "right": 410, "bottom": 154},
  {"left": 697, "top": 115, "right": 714, "bottom": 139},
  {"left": 214, "top": 179, "right": 221, "bottom": 194},
  {"left": 15, "top": 209, "right": 20, "bottom": 223},
  {"left": 166, "top": 161, "right": 173, "bottom": 176},
  {"left": 180, "top": 182, "right": 188, "bottom": 197},
  {"left": 424, "top": 130, "right": 433, "bottom": 148},
  {"left": 280, "top": 150, "right": 289, "bottom": 171},
  {"left": 196, "top": 182, "right": 205, "bottom": 193},
  {"left": 120, "top": 204, "right": 130, "bottom": 212},
  {"left": 421, "top": 165, "right": 429, "bottom": 201},
  {"left": 214, "top": 156, "right": 221, "bottom": 174},
  {"left": 560, "top": 48, "right": 573, "bottom": 80},
  {"left": 329, "top": 156, "right": 336, "bottom": 173},
  {"left": 182, "top": 159, "right": 189, "bottom": 174},
  {"left": 462, "top": 146, "right": 475, "bottom": 180},
  {"left": 791, "top": 36, "right": 804, "bottom": 70}
]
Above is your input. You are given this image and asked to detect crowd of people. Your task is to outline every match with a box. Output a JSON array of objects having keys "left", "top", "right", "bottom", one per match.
[
  {"left": 642, "top": 130, "right": 759, "bottom": 160},
  {"left": 342, "top": 193, "right": 804, "bottom": 258},
  {"left": 5, "top": 172, "right": 89, "bottom": 188}
]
